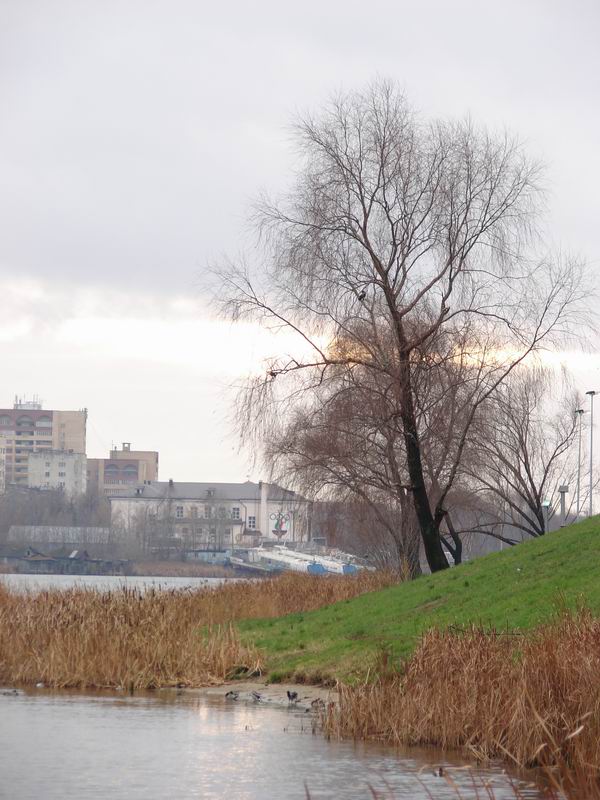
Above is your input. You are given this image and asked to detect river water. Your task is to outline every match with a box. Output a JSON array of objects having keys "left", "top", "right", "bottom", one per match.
[
  {"left": 0, "top": 688, "right": 544, "bottom": 800},
  {"left": 0, "top": 573, "right": 230, "bottom": 593}
]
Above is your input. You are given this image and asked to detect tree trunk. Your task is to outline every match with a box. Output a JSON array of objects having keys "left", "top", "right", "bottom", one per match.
[
  {"left": 398, "top": 492, "right": 422, "bottom": 578},
  {"left": 397, "top": 354, "right": 449, "bottom": 573},
  {"left": 445, "top": 515, "right": 463, "bottom": 565}
]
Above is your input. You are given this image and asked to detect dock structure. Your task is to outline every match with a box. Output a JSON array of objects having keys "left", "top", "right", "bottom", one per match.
[{"left": 228, "top": 545, "right": 363, "bottom": 576}]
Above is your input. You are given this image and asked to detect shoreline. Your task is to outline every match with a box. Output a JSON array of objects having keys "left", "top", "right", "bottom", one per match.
[
  {"left": 2, "top": 680, "right": 337, "bottom": 711},
  {"left": 193, "top": 680, "right": 337, "bottom": 712}
]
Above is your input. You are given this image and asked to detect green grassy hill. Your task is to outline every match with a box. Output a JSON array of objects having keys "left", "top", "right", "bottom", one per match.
[{"left": 238, "top": 518, "right": 600, "bottom": 682}]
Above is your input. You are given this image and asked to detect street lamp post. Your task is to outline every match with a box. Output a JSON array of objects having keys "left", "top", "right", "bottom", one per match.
[
  {"left": 576, "top": 408, "right": 584, "bottom": 517},
  {"left": 587, "top": 391, "right": 597, "bottom": 517}
]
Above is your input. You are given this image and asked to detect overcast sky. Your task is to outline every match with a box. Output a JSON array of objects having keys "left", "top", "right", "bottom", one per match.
[{"left": 1, "top": 0, "right": 599, "bottom": 481}]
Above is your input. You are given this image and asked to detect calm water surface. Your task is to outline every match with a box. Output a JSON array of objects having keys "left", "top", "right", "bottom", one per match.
[
  {"left": 0, "top": 689, "right": 545, "bottom": 799},
  {"left": 0, "top": 573, "right": 232, "bottom": 592}
]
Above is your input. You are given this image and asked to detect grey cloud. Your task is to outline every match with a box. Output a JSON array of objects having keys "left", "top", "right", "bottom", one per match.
[{"left": 0, "top": 0, "right": 599, "bottom": 296}]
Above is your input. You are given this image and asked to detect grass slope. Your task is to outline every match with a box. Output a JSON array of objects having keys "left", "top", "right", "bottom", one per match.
[{"left": 238, "top": 517, "right": 600, "bottom": 682}]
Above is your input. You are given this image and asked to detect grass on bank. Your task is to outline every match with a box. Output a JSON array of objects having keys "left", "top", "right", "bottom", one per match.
[{"left": 239, "top": 516, "right": 600, "bottom": 682}]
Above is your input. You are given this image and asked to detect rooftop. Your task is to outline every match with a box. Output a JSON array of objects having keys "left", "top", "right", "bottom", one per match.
[{"left": 109, "top": 480, "right": 302, "bottom": 503}]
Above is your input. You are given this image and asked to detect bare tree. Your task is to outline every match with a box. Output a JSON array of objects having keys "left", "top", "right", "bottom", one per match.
[
  {"left": 219, "top": 80, "right": 587, "bottom": 572},
  {"left": 266, "top": 377, "right": 423, "bottom": 575},
  {"left": 312, "top": 496, "right": 419, "bottom": 573},
  {"left": 465, "top": 365, "right": 585, "bottom": 539}
]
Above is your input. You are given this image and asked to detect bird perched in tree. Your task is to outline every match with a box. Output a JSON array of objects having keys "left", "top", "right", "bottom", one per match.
[
  {"left": 357, "top": 290, "right": 366, "bottom": 301},
  {"left": 286, "top": 690, "right": 298, "bottom": 703}
]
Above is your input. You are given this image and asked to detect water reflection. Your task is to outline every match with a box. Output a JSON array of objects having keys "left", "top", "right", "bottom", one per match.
[{"left": 0, "top": 688, "right": 544, "bottom": 799}]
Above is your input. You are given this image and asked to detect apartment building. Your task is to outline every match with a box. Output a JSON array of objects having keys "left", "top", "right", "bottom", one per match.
[
  {"left": 0, "top": 435, "right": 7, "bottom": 494},
  {"left": 88, "top": 442, "right": 159, "bottom": 497},
  {"left": 0, "top": 398, "right": 87, "bottom": 487},
  {"left": 28, "top": 450, "right": 87, "bottom": 497},
  {"left": 109, "top": 479, "right": 310, "bottom": 551}
]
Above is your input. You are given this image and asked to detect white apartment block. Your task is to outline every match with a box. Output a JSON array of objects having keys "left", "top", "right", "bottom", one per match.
[{"left": 28, "top": 450, "right": 88, "bottom": 498}]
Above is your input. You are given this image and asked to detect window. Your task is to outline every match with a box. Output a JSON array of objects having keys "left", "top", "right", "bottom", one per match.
[
  {"left": 58, "top": 461, "right": 66, "bottom": 467},
  {"left": 232, "top": 507, "right": 240, "bottom": 520},
  {"left": 175, "top": 506, "right": 184, "bottom": 519},
  {"left": 44, "top": 471, "right": 50, "bottom": 477},
  {"left": 248, "top": 516, "right": 256, "bottom": 530},
  {"left": 203, "top": 505, "right": 210, "bottom": 519},
  {"left": 58, "top": 472, "right": 66, "bottom": 477},
  {"left": 45, "top": 462, "right": 50, "bottom": 467},
  {"left": 190, "top": 505, "right": 198, "bottom": 518}
]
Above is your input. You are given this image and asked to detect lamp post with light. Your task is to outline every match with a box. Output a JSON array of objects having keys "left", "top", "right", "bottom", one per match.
[{"left": 541, "top": 499, "right": 551, "bottom": 534}]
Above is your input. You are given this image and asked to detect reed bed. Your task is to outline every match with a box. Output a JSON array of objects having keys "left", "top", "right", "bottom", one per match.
[
  {"left": 323, "top": 611, "right": 600, "bottom": 798},
  {"left": 0, "top": 570, "right": 394, "bottom": 690}
]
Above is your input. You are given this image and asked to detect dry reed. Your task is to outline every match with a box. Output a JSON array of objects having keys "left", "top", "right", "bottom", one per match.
[
  {"left": 0, "top": 570, "right": 394, "bottom": 690},
  {"left": 323, "top": 611, "right": 600, "bottom": 798}
]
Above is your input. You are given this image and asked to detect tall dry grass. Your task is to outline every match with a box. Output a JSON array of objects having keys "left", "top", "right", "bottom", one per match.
[
  {"left": 323, "top": 611, "right": 600, "bottom": 798},
  {"left": 0, "top": 570, "right": 394, "bottom": 690}
]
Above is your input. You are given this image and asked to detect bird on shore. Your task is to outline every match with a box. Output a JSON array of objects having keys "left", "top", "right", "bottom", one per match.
[
  {"left": 225, "top": 690, "right": 239, "bottom": 701},
  {"left": 286, "top": 690, "right": 298, "bottom": 703},
  {"left": 251, "top": 691, "right": 262, "bottom": 702}
]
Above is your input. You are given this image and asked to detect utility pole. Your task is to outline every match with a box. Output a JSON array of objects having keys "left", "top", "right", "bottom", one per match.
[
  {"left": 587, "top": 391, "right": 596, "bottom": 517},
  {"left": 558, "top": 485, "right": 569, "bottom": 528},
  {"left": 576, "top": 408, "right": 584, "bottom": 517}
]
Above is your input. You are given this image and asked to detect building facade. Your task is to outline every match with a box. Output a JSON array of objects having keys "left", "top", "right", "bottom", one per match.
[
  {"left": 28, "top": 450, "right": 88, "bottom": 497},
  {"left": 109, "top": 479, "right": 310, "bottom": 553},
  {"left": 0, "top": 398, "right": 87, "bottom": 487},
  {"left": 88, "top": 442, "right": 159, "bottom": 497},
  {"left": 0, "top": 434, "right": 7, "bottom": 494}
]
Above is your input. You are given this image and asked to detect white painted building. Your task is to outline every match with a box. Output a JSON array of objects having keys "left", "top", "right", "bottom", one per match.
[
  {"left": 109, "top": 479, "right": 311, "bottom": 551},
  {"left": 28, "top": 450, "right": 88, "bottom": 498}
]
